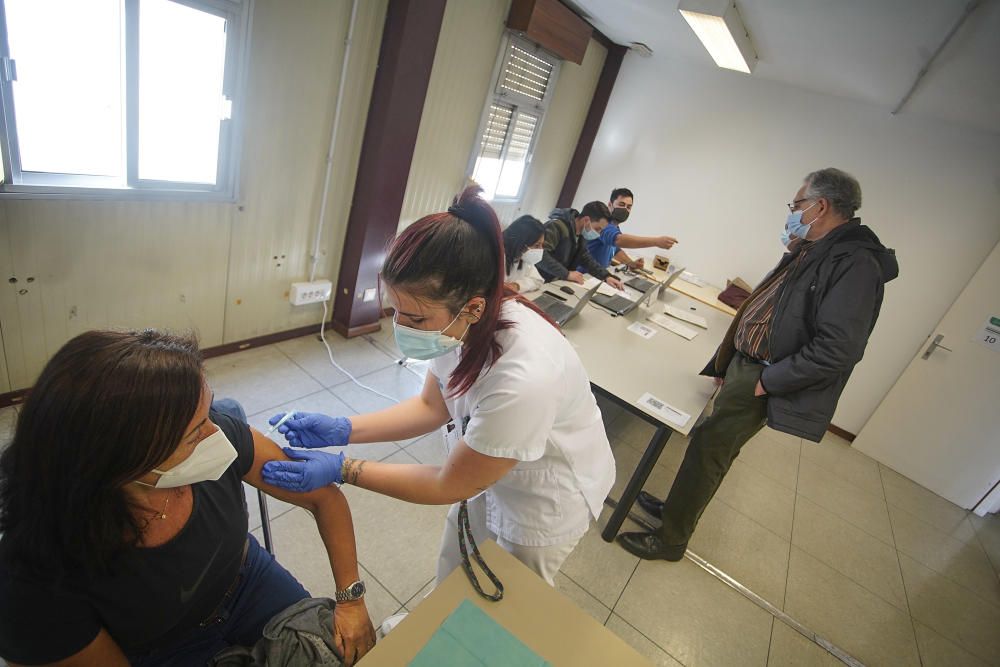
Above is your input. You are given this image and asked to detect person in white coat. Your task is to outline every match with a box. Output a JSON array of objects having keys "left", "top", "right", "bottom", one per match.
[
  {"left": 261, "top": 187, "right": 615, "bottom": 586},
  {"left": 503, "top": 215, "right": 546, "bottom": 294}
]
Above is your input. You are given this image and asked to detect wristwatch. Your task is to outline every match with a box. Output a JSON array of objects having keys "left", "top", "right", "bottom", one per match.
[{"left": 335, "top": 579, "right": 366, "bottom": 603}]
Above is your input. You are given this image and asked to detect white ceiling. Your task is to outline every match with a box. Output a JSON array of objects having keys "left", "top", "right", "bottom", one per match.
[{"left": 568, "top": 0, "right": 1000, "bottom": 135}]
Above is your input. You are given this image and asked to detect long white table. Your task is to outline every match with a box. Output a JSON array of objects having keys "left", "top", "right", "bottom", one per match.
[{"left": 532, "top": 272, "right": 733, "bottom": 541}]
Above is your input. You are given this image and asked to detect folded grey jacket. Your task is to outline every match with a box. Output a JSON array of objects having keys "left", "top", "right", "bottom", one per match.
[{"left": 210, "top": 597, "right": 342, "bottom": 667}]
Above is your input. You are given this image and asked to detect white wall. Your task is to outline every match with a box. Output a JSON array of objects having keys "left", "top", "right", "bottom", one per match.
[
  {"left": 577, "top": 54, "right": 1000, "bottom": 434},
  {"left": 0, "top": 0, "right": 387, "bottom": 391}
]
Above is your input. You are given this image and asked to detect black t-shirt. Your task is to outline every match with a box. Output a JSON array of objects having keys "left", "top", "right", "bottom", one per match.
[{"left": 0, "top": 411, "right": 255, "bottom": 664}]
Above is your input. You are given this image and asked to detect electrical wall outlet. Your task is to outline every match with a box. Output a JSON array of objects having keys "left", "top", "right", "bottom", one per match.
[{"left": 289, "top": 279, "right": 333, "bottom": 306}]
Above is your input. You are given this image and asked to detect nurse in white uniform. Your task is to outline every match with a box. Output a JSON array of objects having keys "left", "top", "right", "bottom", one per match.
[{"left": 262, "top": 187, "right": 615, "bottom": 585}]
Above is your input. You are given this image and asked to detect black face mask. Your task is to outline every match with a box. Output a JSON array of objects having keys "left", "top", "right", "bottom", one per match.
[{"left": 611, "top": 207, "right": 629, "bottom": 223}]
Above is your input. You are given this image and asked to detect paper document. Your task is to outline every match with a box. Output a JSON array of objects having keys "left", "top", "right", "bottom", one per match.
[
  {"left": 680, "top": 270, "right": 708, "bottom": 287},
  {"left": 664, "top": 304, "right": 708, "bottom": 328},
  {"left": 646, "top": 313, "right": 698, "bottom": 340},
  {"left": 581, "top": 275, "right": 602, "bottom": 290},
  {"left": 597, "top": 283, "right": 623, "bottom": 297},
  {"left": 636, "top": 392, "right": 691, "bottom": 428},
  {"left": 627, "top": 322, "right": 657, "bottom": 339}
]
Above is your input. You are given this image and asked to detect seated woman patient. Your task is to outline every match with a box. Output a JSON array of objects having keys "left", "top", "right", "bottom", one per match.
[
  {"left": 503, "top": 214, "right": 546, "bottom": 294},
  {"left": 0, "top": 330, "right": 375, "bottom": 666}
]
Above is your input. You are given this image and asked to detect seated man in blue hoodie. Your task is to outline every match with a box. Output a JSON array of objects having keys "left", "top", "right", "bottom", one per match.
[
  {"left": 536, "top": 201, "right": 624, "bottom": 289},
  {"left": 617, "top": 168, "right": 898, "bottom": 562},
  {"left": 585, "top": 188, "right": 679, "bottom": 271}
]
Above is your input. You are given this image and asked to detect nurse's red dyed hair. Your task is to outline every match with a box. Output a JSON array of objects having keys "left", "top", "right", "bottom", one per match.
[{"left": 382, "top": 186, "right": 556, "bottom": 396}]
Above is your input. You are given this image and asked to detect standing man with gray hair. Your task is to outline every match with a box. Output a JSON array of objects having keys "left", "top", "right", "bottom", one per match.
[{"left": 618, "top": 168, "right": 898, "bottom": 562}]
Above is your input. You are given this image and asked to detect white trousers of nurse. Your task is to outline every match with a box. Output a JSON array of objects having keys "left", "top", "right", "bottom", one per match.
[{"left": 435, "top": 494, "right": 580, "bottom": 587}]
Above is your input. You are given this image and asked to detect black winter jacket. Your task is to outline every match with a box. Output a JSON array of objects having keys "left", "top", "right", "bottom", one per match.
[
  {"left": 703, "top": 220, "right": 899, "bottom": 441},
  {"left": 536, "top": 208, "right": 610, "bottom": 282}
]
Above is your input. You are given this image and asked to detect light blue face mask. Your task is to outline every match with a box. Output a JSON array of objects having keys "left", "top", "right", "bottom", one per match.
[
  {"left": 581, "top": 223, "right": 600, "bottom": 241},
  {"left": 393, "top": 309, "right": 469, "bottom": 360},
  {"left": 784, "top": 200, "right": 818, "bottom": 242}
]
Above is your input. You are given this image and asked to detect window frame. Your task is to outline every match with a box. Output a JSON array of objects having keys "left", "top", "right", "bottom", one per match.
[
  {"left": 466, "top": 32, "right": 561, "bottom": 204},
  {"left": 0, "top": 0, "right": 253, "bottom": 201}
]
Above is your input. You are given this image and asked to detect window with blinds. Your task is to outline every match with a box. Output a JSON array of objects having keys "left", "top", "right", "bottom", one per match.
[{"left": 469, "top": 35, "right": 559, "bottom": 201}]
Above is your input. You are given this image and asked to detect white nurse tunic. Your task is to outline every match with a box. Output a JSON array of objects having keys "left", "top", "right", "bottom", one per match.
[{"left": 429, "top": 299, "right": 615, "bottom": 548}]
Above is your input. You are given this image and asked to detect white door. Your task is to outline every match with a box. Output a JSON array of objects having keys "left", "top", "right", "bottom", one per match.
[{"left": 855, "top": 241, "right": 1000, "bottom": 514}]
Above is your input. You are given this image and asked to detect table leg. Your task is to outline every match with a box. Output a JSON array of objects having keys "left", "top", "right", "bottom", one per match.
[{"left": 601, "top": 425, "right": 672, "bottom": 542}]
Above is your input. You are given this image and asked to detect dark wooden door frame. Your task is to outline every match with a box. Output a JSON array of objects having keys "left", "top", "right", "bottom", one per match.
[{"left": 331, "top": 0, "right": 448, "bottom": 338}]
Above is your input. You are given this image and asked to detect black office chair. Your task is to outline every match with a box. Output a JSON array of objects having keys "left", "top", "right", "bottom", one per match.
[{"left": 257, "top": 489, "right": 274, "bottom": 555}]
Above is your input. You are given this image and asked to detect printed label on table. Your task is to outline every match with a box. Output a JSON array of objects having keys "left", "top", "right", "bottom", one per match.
[
  {"left": 636, "top": 392, "right": 691, "bottom": 428},
  {"left": 680, "top": 271, "right": 708, "bottom": 287},
  {"left": 627, "top": 322, "right": 657, "bottom": 339},
  {"left": 646, "top": 313, "right": 698, "bottom": 340},
  {"left": 974, "top": 316, "right": 1000, "bottom": 353},
  {"left": 663, "top": 304, "right": 708, "bottom": 328}
]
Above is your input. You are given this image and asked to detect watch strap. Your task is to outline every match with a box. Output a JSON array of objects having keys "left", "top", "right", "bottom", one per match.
[{"left": 335, "top": 579, "right": 365, "bottom": 602}]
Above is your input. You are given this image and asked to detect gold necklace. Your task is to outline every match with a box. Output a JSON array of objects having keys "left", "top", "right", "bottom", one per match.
[
  {"left": 153, "top": 492, "right": 170, "bottom": 520},
  {"left": 138, "top": 488, "right": 178, "bottom": 520}
]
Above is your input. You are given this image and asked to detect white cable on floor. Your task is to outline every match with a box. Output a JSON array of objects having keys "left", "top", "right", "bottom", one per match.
[{"left": 320, "top": 301, "right": 399, "bottom": 404}]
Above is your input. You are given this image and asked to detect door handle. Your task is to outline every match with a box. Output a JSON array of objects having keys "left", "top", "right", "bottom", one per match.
[{"left": 921, "top": 333, "right": 953, "bottom": 360}]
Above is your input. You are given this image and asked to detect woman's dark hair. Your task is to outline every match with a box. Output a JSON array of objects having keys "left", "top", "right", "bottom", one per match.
[
  {"left": 382, "top": 186, "right": 557, "bottom": 396},
  {"left": 503, "top": 215, "right": 545, "bottom": 274},
  {"left": 0, "top": 329, "right": 204, "bottom": 576}
]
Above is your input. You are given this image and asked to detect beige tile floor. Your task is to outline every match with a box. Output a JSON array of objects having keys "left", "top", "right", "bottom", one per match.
[{"left": 1, "top": 323, "right": 998, "bottom": 666}]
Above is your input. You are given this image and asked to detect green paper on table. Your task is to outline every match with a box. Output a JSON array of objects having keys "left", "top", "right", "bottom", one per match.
[{"left": 407, "top": 599, "right": 550, "bottom": 666}]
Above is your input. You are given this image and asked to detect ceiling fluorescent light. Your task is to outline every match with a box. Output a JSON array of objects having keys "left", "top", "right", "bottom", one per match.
[{"left": 678, "top": 0, "right": 756, "bottom": 74}]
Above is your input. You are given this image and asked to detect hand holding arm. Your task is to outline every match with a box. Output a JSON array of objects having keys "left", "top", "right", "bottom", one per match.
[{"left": 261, "top": 448, "right": 345, "bottom": 491}]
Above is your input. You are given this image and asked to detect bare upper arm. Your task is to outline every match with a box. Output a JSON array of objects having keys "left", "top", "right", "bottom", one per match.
[
  {"left": 8, "top": 628, "right": 130, "bottom": 667},
  {"left": 242, "top": 428, "right": 348, "bottom": 512}
]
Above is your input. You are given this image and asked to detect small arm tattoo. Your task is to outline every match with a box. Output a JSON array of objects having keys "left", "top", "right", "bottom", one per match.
[{"left": 342, "top": 457, "right": 366, "bottom": 485}]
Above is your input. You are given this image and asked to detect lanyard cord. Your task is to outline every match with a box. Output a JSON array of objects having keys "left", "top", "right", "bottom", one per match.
[{"left": 457, "top": 499, "right": 504, "bottom": 601}]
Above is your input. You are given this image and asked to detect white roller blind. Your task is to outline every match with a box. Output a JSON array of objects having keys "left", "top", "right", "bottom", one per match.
[
  {"left": 498, "top": 42, "right": 554, "bottom": 103},
  {"left": 478, "top": 103, "right": 513, "bottom": 160},
  {"left": 469, "top": 35, "right": 560, "bottom": 202}
]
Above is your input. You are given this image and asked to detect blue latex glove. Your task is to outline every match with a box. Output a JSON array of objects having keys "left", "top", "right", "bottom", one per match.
[
  {"left": 268, "top": 412, "right": 352, "bottom": 448},
  {"left": 262, "top": 448, "right": 345, "bottom": 492}
]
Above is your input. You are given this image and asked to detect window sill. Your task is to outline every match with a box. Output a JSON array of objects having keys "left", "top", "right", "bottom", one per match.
[{"left": 0, "top": 183, "right": 238, "bottom": 203}]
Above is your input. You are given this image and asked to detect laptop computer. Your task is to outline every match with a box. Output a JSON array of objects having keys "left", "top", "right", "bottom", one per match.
[
  {"left": 532, "top": 282, "right": 601, "bottom": 326},
  {"left": 662, "top": 266, "right": 686, "bottom": 290},
  {"left": 626, "top": 265, "right": 686, "bottom": 293},
  {"left": 594, "top": 266, "right": 688, "bottom": 316},
  {"left": 625, "top": 275, "right": 657, "bottom": 292},
  {"left": 591, "top": 290, "right": 641, "bottom": 317}
]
